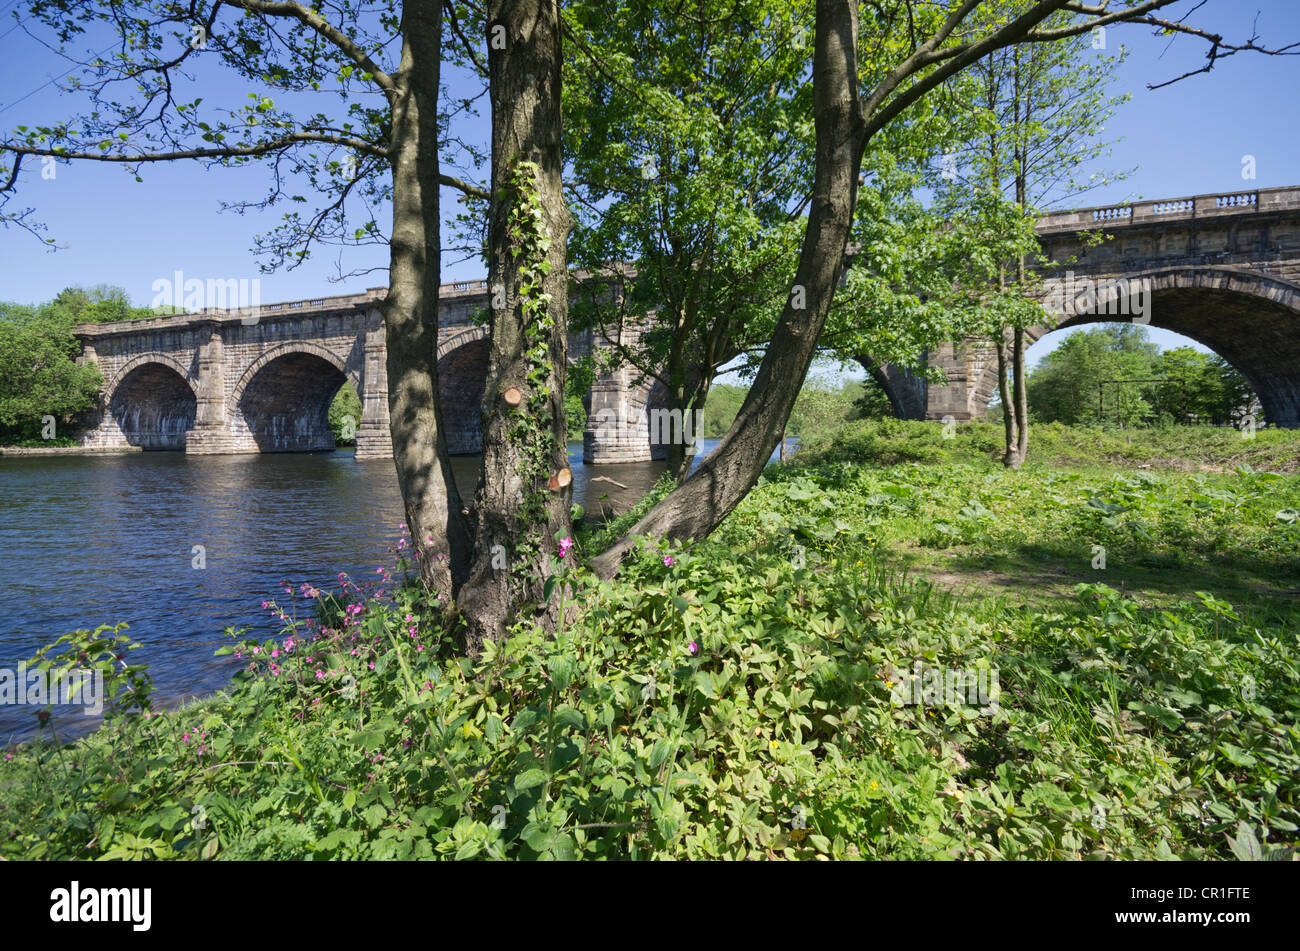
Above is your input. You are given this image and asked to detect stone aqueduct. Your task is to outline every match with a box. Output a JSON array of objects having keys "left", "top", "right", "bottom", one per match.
[
  {"left": 75, "top": 281, "right": 665, "bottom": 463},
  {"left": 874, "top": 185, "right": 1300, "bottom": 428},
  {"left": 75, "top": 185, "right": 1300, "bottom": 460}
]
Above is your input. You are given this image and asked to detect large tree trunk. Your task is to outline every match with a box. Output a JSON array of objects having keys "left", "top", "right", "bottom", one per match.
[
  {"left": 384, "top": 1, "right": 473, "bottom": 597},
  {"left": 590, "top": 0, "right": 865, "bottom": 578},
  {"left": 456, "top": 0, "right": 573, "bottom": 651}
]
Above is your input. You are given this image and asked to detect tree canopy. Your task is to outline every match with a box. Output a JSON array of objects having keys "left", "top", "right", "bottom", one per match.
[{"left": 1024, "top": 326, "right": 1255, "bottom": 426}]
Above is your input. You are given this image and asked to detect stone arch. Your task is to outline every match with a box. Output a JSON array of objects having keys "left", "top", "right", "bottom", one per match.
[
  {"left": 437, "top": 331, "right": 491, "bottom": 454},
  {"left": 106, "top": 356, "right": 199, "bottom": 450},
  {"left": 231, "top": 341, "right": 356, "bottom": 407},
  {"left": 644, "top": 378, "right": 671, "bottom": 462},
  {"left": 925, "top": 266, "right": 1300, "bottom": 428},
  {"left": 232, "top": 343, "right": 353, "bottom": 452},
  {"left": 1021, "top": 266, "right": 1300, "bottom": 427},
  {"left": 105, "top": 352, "right": 197, "bottom": 399},
  {"left": 437, "top": 324, "right": 489, "bottom": 361}
]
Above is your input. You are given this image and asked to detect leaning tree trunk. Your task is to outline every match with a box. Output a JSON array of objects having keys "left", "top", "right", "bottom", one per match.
[
  {"left": 384, "top": 0, "right": 473, "bottom": 597},
  {"left": 456, "top": 0, "right": 573, "bottom": 651},
  {"left": 590, "top": 0, "right": 866, "bottom": 578}
]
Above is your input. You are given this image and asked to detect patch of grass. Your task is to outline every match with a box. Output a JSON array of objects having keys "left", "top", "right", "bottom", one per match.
[{"left": 802, "top": 418, "right": 1300, "bottom": 474}]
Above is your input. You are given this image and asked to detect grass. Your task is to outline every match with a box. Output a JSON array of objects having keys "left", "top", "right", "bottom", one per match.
[
  {"left": 1, "top": 421, "right": 1297, "bottom": 860},
  {"left": 784, "top": 420, "right": 1300, "bottom": 615}
]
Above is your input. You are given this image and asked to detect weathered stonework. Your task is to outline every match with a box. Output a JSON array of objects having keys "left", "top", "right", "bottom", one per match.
[
  {"left": 876, "top": 186, "right": 1300, "bottom": 428},
  {"left": 74, "top": 281, "right": 668, "bottom": 463}
]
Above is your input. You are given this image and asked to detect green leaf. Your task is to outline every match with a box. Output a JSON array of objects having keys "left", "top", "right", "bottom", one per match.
[
  {"left": 649, "top": 738, "right": 671, "bottom": 770},
  {"left": 514, "top": 769, "right": 547, "bottom": 791},
  {"left": 1227, "top": 823, "right": 1263, "bottom": 862}
]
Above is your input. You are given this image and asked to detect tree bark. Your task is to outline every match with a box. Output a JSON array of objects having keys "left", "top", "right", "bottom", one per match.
[
  {"left": 662, "top": 362, "right": 711, "bottom": 482},
  {"left": 590, "top": 0, "right": 865, "bottom": 578},
  {"left": 1012, "top": 324, "right": 1028, "bottom": 468},
  {"left": 996, "top": 329, "right": 1017, "bottom": 467},
  {"left": 384, "top": 0, "right": 473, "bottom": 597},
  {"left": 457, "top": 0, "right": 573, "bottom": 651}
]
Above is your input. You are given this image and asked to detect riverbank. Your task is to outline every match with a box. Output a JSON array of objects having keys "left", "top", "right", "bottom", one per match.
[
  {"left": 2, "top": 422, "right": 1296, "bottom": 859},
  {"left": 0, "top": 444, "right": 142, "bottom": 456}
]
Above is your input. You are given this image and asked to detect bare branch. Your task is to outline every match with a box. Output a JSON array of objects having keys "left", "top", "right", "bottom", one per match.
[
  {"left": 1, "top": 131, "right": 386, "bottom": 189},
  {"left": 222, "top": 0, "right": 397, "bottom": 97}
]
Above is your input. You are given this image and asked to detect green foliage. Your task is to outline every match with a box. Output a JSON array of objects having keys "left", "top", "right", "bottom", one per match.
[
  {"left": 702, "top": 376, "right": 893, "bottom": 441},
  {"left": 5, "top": 423, "right": 1297, "bottom": 860},
  {"left": 1146, "top": 348, "right": 1255, "bottom": 426},
  {"left": 502, "top": 160, "right": 562, "bottom": 570},
  {"left": 48, "top": 285, "right": 158, "bottom": 324},
  {"left": 564, "top": 394, "right": 587, "bottom": 444},
  {"left": 328, "top": 381, "right": 362, "bottom": 446},
  {"left": 563, "top": 0, "right": 814, "bottom": 414},
  {"left": 26, "top": 624, "right": 155, "bottom": 723},
  {"left": 1026, "top": 328, "right": 1255, "bottom": 426},
  {"left": 0, "top": 285, "right": 167, "bottom": 443},
  {"left": 699, "top": 384, "right": 746, "bottom": 438},
  {"left": 803, "top": 417, "right": 1300, "bottom": 474},
  {"left": 0, "top": 298, "right": 104, "bottom": 442},
  {"left": 788, "top": 376, "right": 883, "bottom": 442}
]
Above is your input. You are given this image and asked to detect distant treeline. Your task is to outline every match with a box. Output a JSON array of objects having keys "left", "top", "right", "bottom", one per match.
[
  {"left": 996, "top": 326, "right": 1256, "bottom": 427},
  {"left": 701, "top": 375, "right": 892, "bottom": 441},
  {"left": 0, "top": 287, "right": 150, "bottom": 444}
]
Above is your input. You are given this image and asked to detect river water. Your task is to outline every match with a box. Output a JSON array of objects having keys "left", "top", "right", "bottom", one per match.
[{"left": 0, "top": 439, "right": 742, "bottom": 743}]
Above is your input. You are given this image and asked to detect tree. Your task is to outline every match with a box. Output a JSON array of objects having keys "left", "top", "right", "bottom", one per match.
[
  {"left": 0, "top": 299, "right": 104, "bottom": 441},
  {"left": 1026, "top": 324, "right": 1159, "bottom": 425},
  {"left": 51, "top": 284, "right": 158, "bottom": 322},
  {"left": 328, "top": 381, "right": 363, "bottom": 445},
  {"left": 0, "top": 0, "right": 565, "bottom": 645},
  {"left": 592, "top": 0, "right": 1283, "bottom": 576},
  {"left": 1149, "top": 347, "right": 1254, "bottom": 425},
  {"left": 561, "top": 0, "right": 815, "bottom": 481},
  {"left": 787, "top": 374, "right": 868, "bottom": 442},
  {"left": 3, "top": 0, "right": 1283, "bottom": 639},
  {"left": 937, "top": 1, "right": 1131, "bottom": 468},
  {"left": 456, "top": 0, "right": 572, "bottom": 650}
]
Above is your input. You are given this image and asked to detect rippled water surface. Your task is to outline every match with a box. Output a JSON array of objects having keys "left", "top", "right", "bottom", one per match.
[{"left": 0, "top": 441, "right": 711, "bottom": 742}]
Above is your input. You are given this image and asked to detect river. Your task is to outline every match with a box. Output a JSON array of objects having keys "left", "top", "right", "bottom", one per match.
[{"left": 0, "top": 438, "right": 756, "bottom": 743}]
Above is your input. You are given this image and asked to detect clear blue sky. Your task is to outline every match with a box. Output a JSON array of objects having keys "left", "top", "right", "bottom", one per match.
[{"left": 1, "top": 1, "right": 1297, "bottom": 369}]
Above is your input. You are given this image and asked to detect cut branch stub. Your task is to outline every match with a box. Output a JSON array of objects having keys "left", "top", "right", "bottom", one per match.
[
  {"left": 503, "top": 385, "right": 523, "bottom": 406},
  {"left": 547, "top": 467, "right": 572, "bottom": 491}
]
